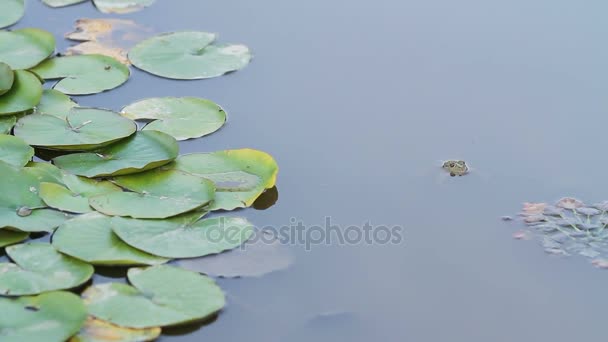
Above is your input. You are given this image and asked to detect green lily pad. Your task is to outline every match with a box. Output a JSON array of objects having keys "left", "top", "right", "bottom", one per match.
[
  {"left": 0, "top": 135, "right": 34, "bottom": 167},
  {"left": 53, "top": 130, "right": 178, "bottom": 177},
  {"left": 30, "top": 54, "right": 130, "bottom": 95},
  {"left": 128, "top": 31, "right": 251, "bottom": 80},
  {"left": 0, "top": 230, "right": 28, "bottom": 248},
  {"left": 90, "top": 169, "right": 215, "bottom": 219},
  {"left": 24, "top": 161, "right": 64, "bottom": 184},
  {"left": 83, "top": 265, "right": 225, "bottom": 328},
  {"left": 111, "top": 215, "right": 254, "bottom": 258},
  {"left": 0, "top": 116, "right": 16, "bottom": 134},
  {"left": 0, "top": 0, "right": 25, "bottom": 29},
  {"left": 34, "top": 89, "right": 77, "bottom": 119},
  {"left": 40, "top": 173, "right": 121, "bottom": 213},
  {"left": 53, "top": 212, "right": 168, "bottom": 266},
  {"left": 14, "top": 107, "right": 136, "bottom": 151},
  {"left": 69, "top": 317, "right": 161, "bottom": 342},
  {"left": 93, "top": 0, "right": 155, "bottom": 13},
  {"left": 42, "top": 0, "right": 89, "bottom": 7},
  {"left": 0, "top": 161, "right": 70, "bottom": 232},
  {"left": 169, "top": 149, "right": 278, "bottom": 210},
  {"left": 121, "top": 97, "right": 226, "bottom": 140},
  {"left": 0, "top": 242, "right": 94, "bottom": 296},
  {"left": 0, "top": 28, "right": 55, "bottom": 69},
  {"left": 0, "top": 70, "right": 43, "bottom": 116},
  {"left": 0, "top": 291, "right": 87, "bottom": 342},
  {"left": 0, "top": 62, "right": 14, "bottom": 96}
]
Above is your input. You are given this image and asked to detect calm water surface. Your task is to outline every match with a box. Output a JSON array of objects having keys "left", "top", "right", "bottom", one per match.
[{"left": 14, "top": 0, "right": 608, "bottom": 341}]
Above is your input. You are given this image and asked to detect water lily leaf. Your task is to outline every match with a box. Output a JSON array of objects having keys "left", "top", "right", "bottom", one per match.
[
  {"left": 0, "top": 0, "right": 25, "bottom": 29},
  {"left": 0, "top": 230, "right": 28, "bottom": 248},
  {"left": 121, "top": 97, "right": 226, "bottom": 140},
  {"left": 129, "top": 31, "right": 251, "bottom": 79},
  {"left": 34, "top": 89, "right": 77, "bottom": 119},
  {"left": 0, "top": 62, "right": 13, "bottom": 96},
  {"left": 0, "top": 116, "right": 16, "bottom": 134},
  {"left": 30, "top": 54, "right": 130, "bottom": 95},
  {"left": 69, "top": 317, "right": 161, "bottom": 342},
  {"left": 177, "top": 231, "right": 293, "bottom": 277},
  {"left": 42, "top": 0, "right": 89, "bottom": 7},
  {"left": 111, "top": 215, "right": 254, "bottom": 258},
  {"left": 93, "top": 0, "right": 155, "bottom": 14},
  {"left": 15, "top": 107, "right": 136, "bottom": 151},
  {"left": 90, "top": 169, "right": 215, "bottom": 219},
  {"left": 0, "top": 28, "right": 55, "bottom": 69},
  {"left": 0, "top": 291, "right": 87, "bottom": 342},
  {"left": 83, "top": 265, "right": 225, "bottom": 328},
  {"left": 53, "top": 130, "right": 178, "bottom": 177},
  {"left": 53, "top": 212, "right": 168, "bottom": 266},
  {"left": 0, "top": 135, "right": 34, "bottom": 167},
  {"left": 39, "top": 182, "right": 94, "bottom": 213},
  {"left": 0, "top": 161, "right": 70, "bottom": 232},
  {"left": 0, "top": 242, "right": 94, "bottom": 296},
  {"left": 169, "top": 149, "right": 278, "bottom": 210},
  {"left": 0, "top": 70, "right": 43, "bottom": 116},
  {"left": 24, "top": 161, "right": 64, "bottom": 184}
]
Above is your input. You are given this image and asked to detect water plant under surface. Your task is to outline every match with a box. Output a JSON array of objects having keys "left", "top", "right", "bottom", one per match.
[{"left": 0, "top": 2, "right": 283, "bottom": 341}]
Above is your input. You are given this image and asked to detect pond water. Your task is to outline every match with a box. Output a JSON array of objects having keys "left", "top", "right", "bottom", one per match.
[{"left": 12, "top": 0, "right": 608, "bottom": 341}]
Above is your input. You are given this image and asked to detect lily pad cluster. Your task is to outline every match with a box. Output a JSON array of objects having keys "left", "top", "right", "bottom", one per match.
[
  {"left": 513, "top": 197, "right": 608, "bottom": 269},
  {"left": 0, "top": 11, "right": 281, "bottom": 342}
]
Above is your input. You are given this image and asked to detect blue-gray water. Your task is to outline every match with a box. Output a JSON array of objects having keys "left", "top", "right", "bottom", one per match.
[{"left": 14, "top": 0, "right": 608, "bottom": 341}]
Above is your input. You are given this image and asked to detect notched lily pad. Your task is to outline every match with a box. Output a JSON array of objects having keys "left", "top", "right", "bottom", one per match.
[
  {"left": 111, "top": 214, "right": 254, "bottom": 258},
  {"left": 83, "top": 265, "right": 225, "bottom": 328},
  {"left": 0, "top": 70, "right": 43, "bottom": 116},
  {"left": 0, "top": 135, "right": 34, "bottom": 167},
  {"left": 128, "top": 31, "right": 251, "bottom": 79},
  {"left": 0, "top": 242, "right": 94, "bottom": 296},
  {"left": 90, "top": 168, "right": 215, "bottom": 219},
  {"left": 31, "top": 54, "right": 130, "bottom": 95},
  {"left": 53, "top": 212, "right": 169, "bottom": 266},
  {"left": 0, "top": 291, "right": 87, "bottom": 342},
  {"left": 15, "top": 107, "right": 136, "bottom": 151},
  {"left": 0, "top": 0, "right": 25, "bottom": 29},
  {"left": 53, "top": 130, "right": 178, "bottom": 177},
  {"left": 0, "top": 28, "right": 55, "bottom": 69},
  {"left": 69, "top": 317, "right": 161, "bottom": 342},
  {"left": 121, "top": 97, "right": 226, "bottom": 140}
]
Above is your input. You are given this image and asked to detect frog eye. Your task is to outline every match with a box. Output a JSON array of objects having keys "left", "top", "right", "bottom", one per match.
[{"left": 449, "top": 163, "right": 455, "bottom": 168}]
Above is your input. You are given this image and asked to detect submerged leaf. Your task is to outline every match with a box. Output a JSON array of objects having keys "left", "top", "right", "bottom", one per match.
[
  {"left": 0, "top": 291, "right": 87, "bottom": 342},
  {"left": 53, "top": 130, "right": 178, "bottom": 177},
  {"left": 0, "top": 0, "right": 25, "bottom": 29},
  {"left": 0, "top": 70, "right": 43, "bottom": 116},
  {"left": 53, "top": 212, "right": 168, "bottom": 266},
  {"left": 30, "top": 54, "right": 130, "bottom": 95},
  {"left": 69, "top": 317, "right": 161, "bottom": 342},
  {"left": 0, "top": 135, "right": 34, "bottom": 167},
  {"left": 83, "top": 265, "right": 225, "bottom": 328},
  {"left": 0, "top": 28, "right": 55, "bottom": 69},
  {"left": 93, "top": 0, "right": 155, "bottom": 14},
  {"left": 129, "top": 31, "right": 251, "bottom": 79},
  {"left": 0, "top": 242, "right": 94, "bottom": 296}
]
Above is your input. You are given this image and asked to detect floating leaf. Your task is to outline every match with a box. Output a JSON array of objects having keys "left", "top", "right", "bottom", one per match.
[
  {"left": 0, "top": 242, "right": 94, "bottom": 296},
  {"left": 121, "top": 97, "right": 226, "bottom": 140},
  {"left": 0, "top": 70, "right": 43, "bottom": 116},
  {"left": 112, "top": 215, "right": 254, "bottom": 258},
  {"left": 169, "top": 149, "right": 278, "bottom": 210},
  {"left": 24, "top": 161, "right": 65, "bottom": 184},
  {"left": 0, "top": 230, "right": 28, "bottom": 248},
  {"left": 93, "top": 0, "right": 155, "bottom": 14},
  {"left": 53, "top": 212, "right": 168, "bottom": 266},
  {"left": 177, "top": 231, "right": 293, "bottom": 277},
  {"left": 83, "top": 265, "right": 225, "bottom": 328},
  {"left": 0, "top": 62, "right": 14, "bottom": 96},
  {"left": 42, "top": 0, "right": 89, "bottom": 7},
  {"left": 128, "top": 31, "right": 251, "bottom": 80},
  {"left": 90, "top": 169, "right": 215, "bottom": 219},
  {"left": 0, "top": 116, "right": 16, "bottom": 134},
  {"left": 15, "top": 107, "right": 136, "bottom": 151},
  {"left": 53, "top": 130, "right": 178, "bottom": 177},
  {"left": 0, "top": 291, "right": 87, "bottom": 342},
  {"left": 39, "top": 182, "right": 95, "bottom": 213},
  {"left": 0, "top": 161, "right": 70, "bottom": 232},
  {"left": 69, "top": 317, "right": 161, "bottom": 342},
  {"left": 0, "top": 135, "right": 34, "bottom": 167},
  {"left": 0, "top": 0, "right": 25, "bottom": 29},
  {"left": 31, "top": 54, "right": 130, "bottom": 95},
  {"left": 0, "top": 28, "right": 55, "bottom": 69},
  {"left": 34, "top": 89, "right": 77, "bottom": 119}
]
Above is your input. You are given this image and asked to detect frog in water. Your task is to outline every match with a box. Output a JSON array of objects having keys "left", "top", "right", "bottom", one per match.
[{"left": 442, "top": 160, "right": 469, "bottom": 177}]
